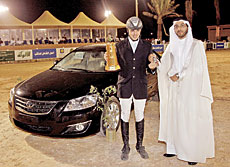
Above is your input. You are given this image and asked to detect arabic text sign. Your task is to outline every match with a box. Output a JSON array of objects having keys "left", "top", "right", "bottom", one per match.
[
  {"left": 152, "top": 44, "right": 164, "bottom": 52},
  {"left": 216, "top": 42, "right": 224, "bottom": 49},
  {"left": 15, "top": 50, "right": 32, "bottom": 60},
  {"left": 32, "top": 49, "right": 56, "bottom": 59},
  {"left": 0, "top": 51, "right": 15, "bottom": 62}
]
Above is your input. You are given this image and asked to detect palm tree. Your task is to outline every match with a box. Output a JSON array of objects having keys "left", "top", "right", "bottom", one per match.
[
  {"left": 143, "top": 0, "right": 182, "bottom": 41},
  {"left": 214, "top": 0, "right": 220, "bottom": 41},
  {"left": 214, "top": 0, "right": 220, "bottom": 25},
  {"left": 185, "top": 0, "right": 195, "bottom": 27}
]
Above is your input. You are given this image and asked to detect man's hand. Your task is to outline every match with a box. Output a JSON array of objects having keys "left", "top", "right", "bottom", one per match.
[
  {"left": 148, "top": 54, "right": 155, "bottom": 62},
  {"left": 148, "top": 62, "right": 158, "bottom": 69},
  {"left": 170, "top": 74, "right": 179, "bottom": 82},
  {"left": 104, "top": 52, "right": 108, "bottom": 62},
  {"left": 148, "top": 53, "right": 159, "bottom": 70}
]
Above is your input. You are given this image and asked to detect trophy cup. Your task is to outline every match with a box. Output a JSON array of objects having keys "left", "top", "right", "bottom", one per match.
[{"left": 105, "top": 42, "right": 120, "bottom": 71}]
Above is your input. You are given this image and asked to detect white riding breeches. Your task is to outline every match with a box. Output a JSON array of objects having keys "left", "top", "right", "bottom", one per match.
[{"left": 119, "top": 95, "right": 146, "bottom": 122}]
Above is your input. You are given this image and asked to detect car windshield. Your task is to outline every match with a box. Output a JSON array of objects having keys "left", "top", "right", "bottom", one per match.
[{"left": 52, "top": 50, "right": 106, "bottom": 72}]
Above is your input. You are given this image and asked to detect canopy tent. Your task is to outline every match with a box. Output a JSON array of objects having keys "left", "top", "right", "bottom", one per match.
[
  {"left": 101, "top": 13, "right": 126, "bottom": 40},
  {"left": 0, "top": 11, "right": 31, "bottom": 29},
  {"left": 0, "top": 10, "right": 126, "bottom": 45},
  {"left": 31, "top": 10, "right": 69, "bottom": 44},
  {"left": 70, "top": 12, "right": 102, "bottom": 28},
  {"left": 0, "top": 11, "right": 32, "bottom": 42},
  {"left": 69, "top": 12, "right": 103, "bottom": 40},
  {"left": 32, "top": 10, "right": 69, "bottom": 28},
  {"left": 101, "top": 13, "right": 126, "bottom": 28}
]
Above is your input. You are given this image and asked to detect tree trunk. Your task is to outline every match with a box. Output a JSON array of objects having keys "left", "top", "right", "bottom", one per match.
[
  {"left": 185, "top": 0, "right": 193, "bottom": 27},
  {"left": 157, "top": 17, "right": 163, "bottom": 41},
  {"left": 157, "top": 23, "right": 162, "bottom": 41},
  {"left": 214, "top": 0, "right": 220, "bottom": 41},
  {"left": 214, "top": 0, "right": 220, "bottom": 25},
  {"left": 216, "top": 26, "right": 220, "bottom": 41}
]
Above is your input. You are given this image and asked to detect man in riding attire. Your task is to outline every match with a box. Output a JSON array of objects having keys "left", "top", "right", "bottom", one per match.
[{"left": 115, "top": 16, "right": 157, "bottom": 160}]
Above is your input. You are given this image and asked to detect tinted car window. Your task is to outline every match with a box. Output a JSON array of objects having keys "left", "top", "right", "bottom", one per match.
[{"left": 53, "top": 51, "right": 106, "bottom": 72}]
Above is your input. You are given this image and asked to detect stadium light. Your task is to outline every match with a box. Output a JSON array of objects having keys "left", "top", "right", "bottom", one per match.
[
  {"left": 105, "top": 10, "right": 111, "bottom": 17},
  {"left": 135, "top": 0, "right": 138, "bottom": 17},
  {"left": 0, "top": 5, "right": 9, "bottom": 12}
]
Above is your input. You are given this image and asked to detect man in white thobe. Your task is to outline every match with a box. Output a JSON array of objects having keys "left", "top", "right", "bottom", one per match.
[{"left": 157, "top": 19, "right": 215, "bottom": 165}]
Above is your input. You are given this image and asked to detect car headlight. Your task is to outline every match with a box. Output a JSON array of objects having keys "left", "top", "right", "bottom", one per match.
[
  {"left": 64, "top": 94, "right": 98, "bottom": 111},
  {"left": 9, "top": 88, "right": 15, "bottom": 104}
]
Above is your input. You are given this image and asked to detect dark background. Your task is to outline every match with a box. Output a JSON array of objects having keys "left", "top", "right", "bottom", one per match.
[{"left": 1, "top": 0, "right": 229, "bottom": 41}]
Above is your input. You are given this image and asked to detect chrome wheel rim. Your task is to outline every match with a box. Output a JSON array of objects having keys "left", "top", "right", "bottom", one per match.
[{"left": 105, "top": 102, "right": 120, "bottom": 129}]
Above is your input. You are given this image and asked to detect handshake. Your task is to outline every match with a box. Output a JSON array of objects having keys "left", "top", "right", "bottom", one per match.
[{"left": 148, "top": 54, "right": 159, "bottom": 70}]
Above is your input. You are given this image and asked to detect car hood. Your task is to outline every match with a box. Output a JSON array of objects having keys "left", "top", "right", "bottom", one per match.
[{"left": 15, "top": 69, "right": 118, "bottom": 101}]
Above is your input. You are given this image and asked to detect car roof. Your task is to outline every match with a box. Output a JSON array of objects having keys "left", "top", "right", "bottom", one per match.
[{"left": 75, "top": 44, "right": 106, "bottom": 52}]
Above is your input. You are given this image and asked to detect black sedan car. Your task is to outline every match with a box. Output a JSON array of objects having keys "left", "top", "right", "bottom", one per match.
[{"left": 8, "top": 44, "right": 121, "bottom": 136}]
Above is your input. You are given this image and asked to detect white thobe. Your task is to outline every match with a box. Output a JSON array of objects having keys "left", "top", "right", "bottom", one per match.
[{"left": 157, "top": 39, "right": 215, "bottom": 163}]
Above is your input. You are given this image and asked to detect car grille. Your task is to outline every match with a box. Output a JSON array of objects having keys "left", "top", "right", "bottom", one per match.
[
  {"left": 13, "top": 119, "right": 52, "bottom": 134},
  {"left": 15, "top": 95, "right": 57, "bottom": 115}
]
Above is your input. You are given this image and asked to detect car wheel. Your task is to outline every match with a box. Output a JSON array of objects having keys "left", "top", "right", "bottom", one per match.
[{"left": 100, "top": 96, "right": 121, "bottom": 136}]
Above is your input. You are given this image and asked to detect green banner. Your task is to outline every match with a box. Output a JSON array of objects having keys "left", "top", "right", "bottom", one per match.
[{"left": 0, "top": 51, "right": 15, "bottom": 62}]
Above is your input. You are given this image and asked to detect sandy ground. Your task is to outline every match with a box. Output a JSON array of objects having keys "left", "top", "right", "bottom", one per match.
[{"left": 0, "top": 49, "right": 229, "bottom": 167}]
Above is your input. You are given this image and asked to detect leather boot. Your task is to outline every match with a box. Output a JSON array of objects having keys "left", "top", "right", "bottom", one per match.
[
  {"left": 188, "top": 162, "right": 197, "bottom": 165},
  {"left": 121, "top": 119, "right": 130, "bottom": 161},
  {"left": 135, "top": 119, "right": 149, "bottom": 159}
]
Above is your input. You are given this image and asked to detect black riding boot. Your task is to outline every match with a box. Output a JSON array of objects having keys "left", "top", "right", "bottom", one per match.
[
  {"left": 135, "top": 119, "right": 149, "bottom": 159},
  {"left": 121, "top": 119, "right": 130, "bottom": 161}
]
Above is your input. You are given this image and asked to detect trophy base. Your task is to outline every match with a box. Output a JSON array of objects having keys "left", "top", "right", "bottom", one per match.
[{"left": 105, "top": 65, "right": 120, "bottom": 72}]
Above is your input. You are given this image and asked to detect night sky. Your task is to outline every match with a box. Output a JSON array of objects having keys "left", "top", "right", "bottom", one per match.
[{"left": 1, "top": 0, "right": 229, "bottom": 40}]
